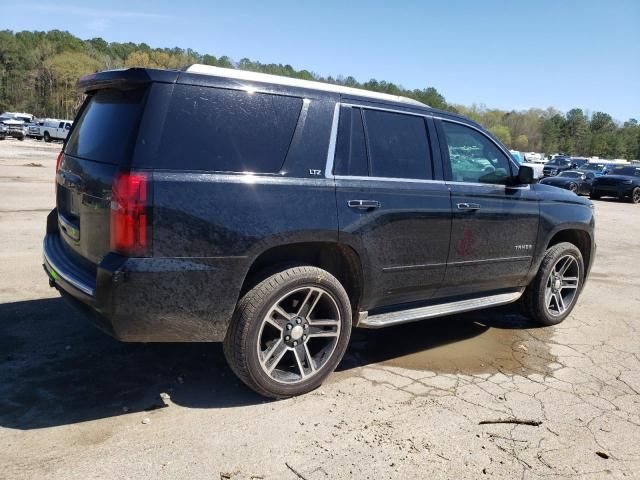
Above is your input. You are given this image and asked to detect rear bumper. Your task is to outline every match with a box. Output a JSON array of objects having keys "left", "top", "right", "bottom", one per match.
[{"left": 43, "top": 210, "right": 246, "bottom": 342}]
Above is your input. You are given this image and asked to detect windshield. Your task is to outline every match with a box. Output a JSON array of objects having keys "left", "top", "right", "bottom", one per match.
[
  {"left": 558, "top": 171, "right": 581, "bottom": 178},
  {"left": 583, "top": 163, "right": 604, "bottom": 171},
  {"left": 548, "top": 159, "right": 570, "bottom": 166}
]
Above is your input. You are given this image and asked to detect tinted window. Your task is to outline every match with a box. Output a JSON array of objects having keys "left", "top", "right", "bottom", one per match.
[
  {"left": 611, "top": 166, "right": 640, "bottom": 176},
  {"left": 442, "top": 121, "right": 512, "bottom": 184},
  {"left": 363, "top": 109, "right": 431, "bottom": 179},
  {"left": 559, "top": 171, "right": 581, "bottom": 178},
  {"left": 65, "top": 88, "right": 147, "bottom": 165},
  {"left": 334, "top": 107, "right": 368, "bottom": 176},
  {"left": 157, "top": 86, "right": 302, "bottom": 173}
]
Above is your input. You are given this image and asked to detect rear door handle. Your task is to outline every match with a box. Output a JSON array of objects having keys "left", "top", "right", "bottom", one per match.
[
  {"left": 348, "top": 200, "right": 381, "bottom": 210},
  {"left": 457, "top": 202, "right": 481, "bottom": 211}
]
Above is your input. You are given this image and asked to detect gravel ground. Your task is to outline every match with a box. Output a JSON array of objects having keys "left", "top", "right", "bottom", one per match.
[{"left": 1, "top": 138, "right": 639, "bottom": 479}]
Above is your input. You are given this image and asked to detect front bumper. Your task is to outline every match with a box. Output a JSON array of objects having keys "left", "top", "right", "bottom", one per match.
[
  {"left": 42, "top": 210, "right": 245, "bottom": 342},
  {"left": 591, "top": 184, "right": 634, "bottom": 198}
]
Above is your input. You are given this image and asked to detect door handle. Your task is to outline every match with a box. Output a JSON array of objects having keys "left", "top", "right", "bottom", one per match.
[
  {"left": 348, "top": 200, "right": 381, "bottom": 210},
  {"left": 457, "top": 202, "right": 481, "bottom": 211}
]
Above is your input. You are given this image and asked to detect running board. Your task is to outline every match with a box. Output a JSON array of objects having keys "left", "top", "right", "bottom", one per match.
[{"left": 357, "top": 290, "right": 524, "bottom": 329}]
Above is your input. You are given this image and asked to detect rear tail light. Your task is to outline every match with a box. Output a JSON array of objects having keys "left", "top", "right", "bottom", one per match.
[
  {"left": 55, "top": 151, "right": 63, "bottom": 190},
  {"left": 110, "top": 171, "right": 151, "bottom": 256}
]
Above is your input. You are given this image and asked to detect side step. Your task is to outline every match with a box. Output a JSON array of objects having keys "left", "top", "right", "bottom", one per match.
[{"left": 357, "top": 290, "right": 524, "bottom": 329}]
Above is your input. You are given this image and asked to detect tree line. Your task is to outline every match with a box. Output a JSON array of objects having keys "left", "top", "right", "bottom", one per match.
[{"left": 1, "top": 29, "right": 638, "bottom": 159}]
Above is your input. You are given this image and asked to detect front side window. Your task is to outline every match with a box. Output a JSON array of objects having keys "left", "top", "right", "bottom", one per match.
[
  {"left": 363, "top": 109, "right": 432, "bottom": 179},
  {"left": 442, "top": 121, "right": 512, "bottom": 184}
]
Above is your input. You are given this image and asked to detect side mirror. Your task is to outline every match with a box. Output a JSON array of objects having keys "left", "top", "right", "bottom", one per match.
[{"left": 517, "top": 165, "right": 535, "bottom": 184}]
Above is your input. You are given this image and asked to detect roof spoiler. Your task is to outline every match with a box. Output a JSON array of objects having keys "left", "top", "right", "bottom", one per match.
[{"left": 76, "top": 68, "right": 180, "bottom": 93}]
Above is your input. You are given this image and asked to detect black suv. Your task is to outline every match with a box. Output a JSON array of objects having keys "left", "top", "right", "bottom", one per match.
[
  {"left": 543, "top": 157, "right": 577, "bottom": 177},
  {"left": 43, "top": 66, "right": 595, "bottom": 398}
]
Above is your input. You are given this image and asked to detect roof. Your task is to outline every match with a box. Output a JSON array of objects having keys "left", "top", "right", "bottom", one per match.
[{"left": 185, "top": 64, "right": 429, "bottom": 108}]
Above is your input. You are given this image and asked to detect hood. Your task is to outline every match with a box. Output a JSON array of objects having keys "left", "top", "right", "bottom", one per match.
[
  {"left": 540, "top": 176, "right": 575, "bottom": 185},
  {"left": 535, "top": 183, "right": 592, "bottom": 206}
]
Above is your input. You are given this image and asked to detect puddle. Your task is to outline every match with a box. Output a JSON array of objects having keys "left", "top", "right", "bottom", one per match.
[{"left": 341, "top": 306, "right": 556, "bottom": 376}]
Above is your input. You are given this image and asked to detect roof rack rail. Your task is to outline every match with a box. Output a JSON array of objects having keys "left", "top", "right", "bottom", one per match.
[{"left": 184, "top": 64, "right": 429, "bottom": 108}]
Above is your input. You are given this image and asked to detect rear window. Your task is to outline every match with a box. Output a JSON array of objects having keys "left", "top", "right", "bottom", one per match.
[
  {"left": 65, "top": 88, "right": 146, "bottom": 165},
  {"left": 156, "top": 85, "right": 303, "bottom": 173}
]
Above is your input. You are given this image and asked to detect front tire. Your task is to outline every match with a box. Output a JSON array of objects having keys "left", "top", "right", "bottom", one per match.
[
  {"left": 590, "top": 191, "right": 601, "bottom": 200},
  {"left": 568, "top": 183, "right": 577, "bottom": 194},
  {"left": 630, "top": 187, "right": 640, "bottom": 204},
  {"left": 43, "top": 132, "right": 51, "bottom": 142},
  {"left": 522, "top": 242, "right": 584, "bottom": 326},
  {"left": 224, "top": 266, "right": 352, "bottom": 398}
]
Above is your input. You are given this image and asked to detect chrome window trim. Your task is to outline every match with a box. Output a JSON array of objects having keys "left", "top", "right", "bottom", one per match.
[
  {"left": 324, "top": 102, "right": 340, "bottom": 179},
  {"left": 341, "top": 102, "right": 432, "bottom": 119},
  {"left": 324, "top": 104, "right": 529, "bottom": 190},
  {"left": 446, "top": 180, "right": 531, "bottom": 190},
  {"left": 334, "top": 174, "right": 444, "bottom": 185}
]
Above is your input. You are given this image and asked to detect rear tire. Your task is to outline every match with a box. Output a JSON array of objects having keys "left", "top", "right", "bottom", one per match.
[
  {"left": 224, "top": 266, "right": 352, "bottom": 398},
  {"left": 630, "top": 187, "right": 640, "bottom": 204},
  {"left": 522, "top": 242, "right": 584, "bottom": 326},
  {"left": 590, "top": 191, "right": 600, "bottom": 200},
  {"left": 568, "top": 183, "right": 577, "bottom": 194}
]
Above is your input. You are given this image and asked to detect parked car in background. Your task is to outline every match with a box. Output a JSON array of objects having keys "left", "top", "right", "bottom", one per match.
[
  {"left": 569, "top": 158, "right": 589, "bottom": 169},
  {"left": 40, "top": 119, "right": 73, "bottom": 142},
  {"left": 539, "top": 170, "right": 594, "bottom": 195},
  {"left": 602, "top": 163, "right": 620, "bottom": 175},
  {"left": 523, "top": 152, "right": 545, "bottom": 163},
  {"left": 1, "top": 119, "right": 26, "bottom": 140},
  {"left": 0, "top": 123, "right": 7, "bottom": 140},
  {"left": 543, "top": 157, "right": 576, "bottom": 176},
  {"left": 27, "top": 120, "right": 44, "bottom": 139},
  {"left": 511, "top": 150, "right": 543, "bottom": 179},
  {"left": 590, "top": 165, "right": 640, "bottom": 203},
  {"left": 0, "top": 111, "right": 34, "bottom": 123},
  {"left": 582, "top": 162, "right": 608, "bottom": 177}
]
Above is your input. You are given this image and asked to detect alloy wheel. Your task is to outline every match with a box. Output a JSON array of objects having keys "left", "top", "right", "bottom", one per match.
[
  {"left": 544, "top": 255, "right": 580, "bottom": 317},
  {"left": 256, "top": 286, "right": 341, "bottom": 384}
]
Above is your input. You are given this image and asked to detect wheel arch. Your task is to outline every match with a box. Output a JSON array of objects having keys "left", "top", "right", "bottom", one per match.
[
  {"left": 239, "top": 241, "right": 365, "bottom": 317},
  {"left": 545, "top": 228, "right": 593, "bottom": 277}
]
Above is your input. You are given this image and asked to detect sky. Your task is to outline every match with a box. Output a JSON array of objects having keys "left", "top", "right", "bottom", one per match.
[{"left": 2, "top": 0, "right": 639, "bottom": 121}]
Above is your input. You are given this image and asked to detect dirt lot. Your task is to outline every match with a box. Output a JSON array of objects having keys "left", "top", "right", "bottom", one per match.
[{"left": 1, "top": 138, "right": 639, "bottom": 479}]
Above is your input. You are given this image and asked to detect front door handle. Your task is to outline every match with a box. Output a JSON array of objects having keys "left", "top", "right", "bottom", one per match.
[
  {"left": 348, "top": 200, "right": 381, "bottom": 210},
  {"left": 457, "top": 202, "right": 481, "bottom": 211}
]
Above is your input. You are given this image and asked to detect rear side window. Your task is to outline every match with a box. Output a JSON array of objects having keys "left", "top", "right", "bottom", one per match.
[
  {"left": 65, "top": 88, "right": 146, "bottom": 165},
  {"left": 334, "top": 107, "right": 368, "bottom": 176},
  {"left": 363, "top": 109, "right": 432, "bottom": 179},
  {"left": 157, "top": 86, "right": 303, "bottom": 173}
]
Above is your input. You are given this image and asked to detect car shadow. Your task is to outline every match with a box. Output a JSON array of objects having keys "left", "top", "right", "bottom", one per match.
[{"left": 0, "top": 296, "right": 544, "bottom": 430}]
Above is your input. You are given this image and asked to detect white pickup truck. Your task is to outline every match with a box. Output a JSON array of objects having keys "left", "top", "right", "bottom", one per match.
[{"left": 40, "top": 119, "right": 73, "bottom": 142}]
